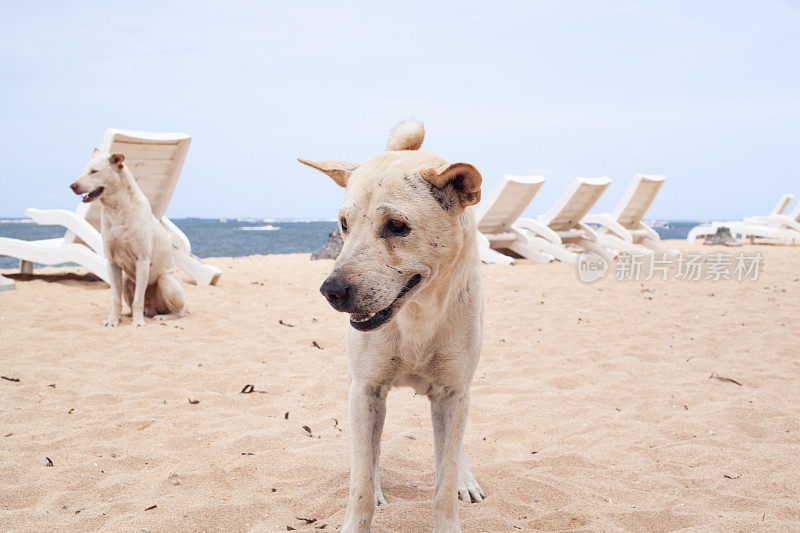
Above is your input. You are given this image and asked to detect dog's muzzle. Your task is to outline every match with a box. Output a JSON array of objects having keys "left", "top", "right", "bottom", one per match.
[{"left": 320, "top": 273, "right": 423, "bottom": 332}]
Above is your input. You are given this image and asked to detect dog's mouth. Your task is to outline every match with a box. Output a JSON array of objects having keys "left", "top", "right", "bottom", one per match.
[
  {"left": 349, "top": 274, "right": 422, "bottom": 332},
  {"left": 81, "top": 186, "right": 104, "bottom": 203}
]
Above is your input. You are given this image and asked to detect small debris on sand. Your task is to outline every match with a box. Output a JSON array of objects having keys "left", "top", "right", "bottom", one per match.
[
  {"left": 240, "top": 384, "right": 255, "bottom": 394},
  {"left": 145, "top": 504, "right": 157, "bottom": 511},
  {"left": 302, "top": 425, "right": 312, "bottom": 436},
  {"left": 45, "top": 457, "right": 54, "bottom": 467},
  {"left": 279, "top": 319, "right": 294, "bottom": 327},
  {"left": 709, "top": 372, "right": 742, "bottom": 386},
  {"left": 1, "top": 376, "right": 20, "bottom": 382},
  {"left": 188, "top": 398, "right": 200, "bottom": 404}
]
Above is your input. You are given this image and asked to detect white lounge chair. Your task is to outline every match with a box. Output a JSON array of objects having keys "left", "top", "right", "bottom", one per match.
[
  {"left": 514, "top": 177, "right": 617, "bottom": 263},
  {"left": 582, "top": 174, "right": 678, "bottom": 257},
  {"left": 0, "top": 129, "right": 222, "bottom": 285},
  {"left": 474, "top": 175, "right": 553, "bottom": 264},
  {"left": 686, "top": 193, "right": 799, "bottom": 244}
]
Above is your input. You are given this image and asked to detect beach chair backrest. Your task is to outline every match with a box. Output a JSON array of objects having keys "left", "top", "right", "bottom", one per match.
[
  {"left": 770, "top": 194, "right": 794, "bottom": 217},
  {"left": 475, "top": 175, "right": 545, "bottom": 234},
  {"left": 611, "top": 174, "right": 665, "bottom": 228},
  {"left": 65, "top": 129, "right": 191, "bottom": 244},
  {"left": 789, "top": 198, "right": 800, "bottom": 221},
  {"left": 543, "top": 177, "right": 611, "bottom": 232}
]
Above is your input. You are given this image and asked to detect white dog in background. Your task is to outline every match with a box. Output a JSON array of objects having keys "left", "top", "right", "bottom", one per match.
[
  {"left": 70, "top": 149, "right": 186, "bottom": 327},
  {"left": 300, "top": 120, "right": 484, "bottom": 532}
]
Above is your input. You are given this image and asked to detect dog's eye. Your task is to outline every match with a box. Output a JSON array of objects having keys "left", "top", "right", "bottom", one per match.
[
  {"left": 339, "top": 217, "right": 348, "bottom": 233},
  {"left": 383, "top": 219, "right": 410, "bottom": 238},
  {"left": 90, "top": 170, "right": 98, "bottom": 174}
]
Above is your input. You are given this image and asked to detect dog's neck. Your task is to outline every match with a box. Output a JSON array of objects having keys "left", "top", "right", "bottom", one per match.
[
  {"left": 394, "top": 210, "right": 481, "bottom": 342},
  {"left": 100, "top": 167, "right": 149, "bottom": 214}
]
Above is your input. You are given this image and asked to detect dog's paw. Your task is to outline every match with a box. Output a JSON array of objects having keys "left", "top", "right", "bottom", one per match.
[
  {"left": 102, "top": 315, "right": 120, "bottom": 327},
  {"left": 457, "top": 473, "right": 484, "bottom": 503},
  {"left": 131, "top": 316, "right": 146, "bottom": 327}
]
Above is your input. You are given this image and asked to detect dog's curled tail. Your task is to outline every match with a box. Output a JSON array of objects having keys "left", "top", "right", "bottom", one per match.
[{"left": 387, "top": 119, "right": 424, "bottom": 151}]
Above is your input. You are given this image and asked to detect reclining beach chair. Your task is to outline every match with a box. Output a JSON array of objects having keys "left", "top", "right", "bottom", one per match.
[
  {"left": 513, "top": 177, "right": 617, "bottom": 263},
  {"left": 474, "top": 175, "right": 553, "bottom": 264},
  {"left": 686, "top": 193, "right": 799, "bottom": 244},
  {"left": 0, "top": 129, "right": 222, "bottom": 285},
  {"left": 582, "top": 174, "right": 678, "bottom": 256}
]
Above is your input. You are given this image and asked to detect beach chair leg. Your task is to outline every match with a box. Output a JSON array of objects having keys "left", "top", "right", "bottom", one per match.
[
  {"left": 172, "top": 248, "right": 222, "bottom": 286},
  {"left": 528, "top": 235, "right": 578, "bottom": 263},
  {"left": 597, "top": 234, "right": 652, "bottom": 257},
  {"left": 507, "top": 239, "right": 553, "bottom": 263},
  {"left": 642, "top": 237, "right": 680, "bottom": 257},
  {"left": 19, "top": 260, "right": 33, "bottom": 275},
  {"left": 579, "top": 239, "right": 617, "bottom": 262},
  {"left": 479, "top": 244, "right": 515, "bottom": 265}
]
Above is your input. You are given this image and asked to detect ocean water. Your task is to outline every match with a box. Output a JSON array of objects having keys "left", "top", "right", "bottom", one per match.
[
  {"left": 0, "top": 218, "right": 700, "bottom": 269},
  {"left": 0, "top": 218, "right": 337, "bottom": 269}
]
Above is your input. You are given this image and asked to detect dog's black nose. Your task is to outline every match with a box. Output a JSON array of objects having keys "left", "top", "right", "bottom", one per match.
[
  {"left": 320, "top": 277, "right": 351, "bottom": 308},
  {"left": 70, "top": 182, "right": 79, "bottom": 192}
]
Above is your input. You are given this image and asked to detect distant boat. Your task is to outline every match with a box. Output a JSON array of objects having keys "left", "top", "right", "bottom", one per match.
[
  {"left": 644, "top": 220, "right": 670, "bottom": 229},
  {"left": 240, "top": 224, "right": 280, "bottom": 231}
]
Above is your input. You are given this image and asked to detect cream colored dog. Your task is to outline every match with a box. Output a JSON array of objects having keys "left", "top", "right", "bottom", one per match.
[
  {"left": 70, "top": 149, "right": 186, "bottom": 327},
  {"left": 300, "top": 120, "right": 484, "bottom": 532}
]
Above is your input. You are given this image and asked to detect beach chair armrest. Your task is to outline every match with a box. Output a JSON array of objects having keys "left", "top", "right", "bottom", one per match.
[
  {"left": 777, "top": 217, "right": 800, "bottom": 232},
  {"left": 24, "top": 208, "right": 104, "bottom": 254},
  {"left": 635, "top": 221, "right": 661, "bottom": 241},
  {"left": 161, "top": 216, "right": 191, "bottom": 253},
  {"left": 582, "top": 213, "right": 633, "bottom": 242},
  {"left": 576, "top": 222, "right": 600, "bottom": 242},
  {"left": 514, "top": 217, "right": 562, "bottom": 244}
]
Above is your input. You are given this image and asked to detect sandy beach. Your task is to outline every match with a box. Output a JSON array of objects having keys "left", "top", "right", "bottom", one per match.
[{"left": 1, "top": 240, "right": 798, "bottom": 532}]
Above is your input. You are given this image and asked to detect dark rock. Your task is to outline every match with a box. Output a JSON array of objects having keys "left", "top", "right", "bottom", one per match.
[
  {"left": 311, "top": 229, "right": 343, "bottom": 260},
  {"left": 703, "top": 226, "right": 742, "bottom": 246}
]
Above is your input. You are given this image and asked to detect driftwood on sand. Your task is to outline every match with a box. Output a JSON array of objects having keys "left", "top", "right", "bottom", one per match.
[{"left": 311, "top": 229, "right": 343, "bottom": 260}]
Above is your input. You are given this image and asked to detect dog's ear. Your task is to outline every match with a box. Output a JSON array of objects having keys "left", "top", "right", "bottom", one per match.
[
  {"left": 421, "top": 162, "right": 482, "bottom": 214},
  {"left": 110, "top": 153, "right": 125, "bottom": 169},
  {"left": 297, "top": 158, "right": 359, "bottom": 188}
]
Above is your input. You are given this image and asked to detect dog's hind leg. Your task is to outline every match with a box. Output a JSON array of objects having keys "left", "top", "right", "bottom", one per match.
[
  {"left": 342, "top": 382, "right": 387, "bottom": 533},
  {"left": 430, "top": 388, "right": 470, "bottom": 532},
  {"left": 152, "top": 273, "right": 186, "bottom": 321}
]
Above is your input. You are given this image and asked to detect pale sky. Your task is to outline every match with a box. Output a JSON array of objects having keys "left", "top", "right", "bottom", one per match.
[{"left": 1, "top": 0, "right": 798, "bottom": 220}]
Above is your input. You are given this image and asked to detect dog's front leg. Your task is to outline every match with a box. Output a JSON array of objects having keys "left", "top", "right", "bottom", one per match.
[
  {"left": 102, "top": 263, "right": 123, "bottom": 327},
  {"left": 343, "top": 382, "right": 387, "bottom": 533},
  {"left": 130, "top": 258, "right": 150, "bottom": 327},
  {"left": 430, "top": 388, "right": 470, "bottom": 533}
]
